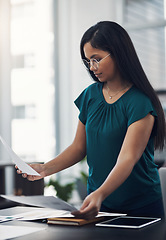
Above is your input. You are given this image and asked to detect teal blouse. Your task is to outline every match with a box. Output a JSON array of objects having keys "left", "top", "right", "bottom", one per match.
[{"left": 74, "top": 82, "right": 162, "bottom": 211}]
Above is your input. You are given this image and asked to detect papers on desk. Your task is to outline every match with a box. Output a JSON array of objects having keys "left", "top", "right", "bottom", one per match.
[
  {"left": 16, "top": 208, "right": 126, "bottom": 221},
  {"left": 0, "top": 225, "right": 45, "bottom": 240},
  {"left": 0, "top": 215, "right": 21, "bottom": 223},
  {"left": 14, "top": 207, "right": 72, "bottom": 221},
  {"left": 0, "top": 206, "right": 73, "bottom": 222},
  {"left": 0, "top": 195, "right": 77, "bottom": 211},
  {"left": 0, "top": 195, "right": 126, "bottom": 221},
  {"left": 0, "top": 206, "right": 126, "bottom": 223},
  {"left": 0, "top": 135, "right": 40, "bottom": 176}
]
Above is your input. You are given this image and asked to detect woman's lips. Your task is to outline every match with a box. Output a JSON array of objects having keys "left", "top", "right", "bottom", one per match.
[{"left": 95, "top": 73, "right": 102, "bottom": 78}]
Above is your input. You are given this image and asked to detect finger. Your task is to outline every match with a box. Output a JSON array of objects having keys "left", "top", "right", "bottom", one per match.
[
  {"left": 27, "top": 175, "right": 41, "bottom": 182},
  {"left": 80, "top": 198, "right": 90, "bottom": 211},
  {"left": 71, "top": 208, "right": 89, "bottom": 218},
  {"left": 27, "top": 175, "right": 36, "bottom": 181},
  {"left": 72, "top": 203, "right": 97, "bottom": 217},
  {"left": 17, "top": 169, "right": 22, "bottom": 174},
  {"left": 80, "top": 202, "right": 93, "bottom": 213},
  {"left": 71, "top": 212, "right": 83, "bottom": 218},
  {"left": 80, "top": 204, "right": 99, "bottom": 218},
  {"left": 72, "top": 211, "right": 87, "bottom": 219},
  {"left": 22, "top": 173, "right": 27, "bottom": 178},
  {"left": 72, "top": 209, "right": 97, "bottom": 220},
  {"left": 71, "top": 210, "right": 81, "bottom": 215}
]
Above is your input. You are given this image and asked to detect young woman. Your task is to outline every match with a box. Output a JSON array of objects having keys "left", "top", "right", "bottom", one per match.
[{"left": 16, "top": 21, "right": 166, "bottom": 219}]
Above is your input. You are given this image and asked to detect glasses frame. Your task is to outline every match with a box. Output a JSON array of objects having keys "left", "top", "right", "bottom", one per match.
[{"left": 82, "top": 53, "right": 110, "bottom": 71}]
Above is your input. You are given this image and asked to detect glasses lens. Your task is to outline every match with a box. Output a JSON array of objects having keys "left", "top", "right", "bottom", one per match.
[
  {"left": 82, "top": 59, "right": 90, "bottom": 70},
  {"left": 91, "top": 59, "right": 98, "bottom": 70}
]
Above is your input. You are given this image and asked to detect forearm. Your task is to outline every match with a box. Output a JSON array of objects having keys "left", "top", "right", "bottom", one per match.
[
  {"left": 97, "top": 159, "right": 135, "bottom": 201},
  {"left": 72, "top": 159, "right": 136, "bottom": 219},
  {"left": 43, "top": 143, "right": 86, "bottom": 177}
]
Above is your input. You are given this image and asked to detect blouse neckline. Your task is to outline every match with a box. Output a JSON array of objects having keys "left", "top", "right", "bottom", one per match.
[{"left": 100, "top": 82, "right": 134, "bottom": 106}]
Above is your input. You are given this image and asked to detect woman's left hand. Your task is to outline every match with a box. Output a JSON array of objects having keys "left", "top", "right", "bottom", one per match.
[{"left": 72, "top": 190, "right": 104, "bottom": 219}]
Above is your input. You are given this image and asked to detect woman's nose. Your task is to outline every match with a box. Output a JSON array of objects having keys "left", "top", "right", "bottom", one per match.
[{"left": 90, "top": 63, "right": 97, "bottom": 71}]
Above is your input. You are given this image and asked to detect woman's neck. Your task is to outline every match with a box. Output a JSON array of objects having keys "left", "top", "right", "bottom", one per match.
[{"left": 104, "top": 79, "right": 130, "bottom": 94}]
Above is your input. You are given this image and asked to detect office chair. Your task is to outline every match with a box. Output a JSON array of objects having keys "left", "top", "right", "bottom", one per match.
[{"left": 159, "top": 167, "right": 166, "bottom": 218}]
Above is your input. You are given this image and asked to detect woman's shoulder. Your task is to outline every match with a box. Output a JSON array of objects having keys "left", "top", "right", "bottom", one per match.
[
  {"left": 75, "top": 82, "right": 101, "bottom": 103},
  {"left": 85, "top": 82, "right": 101, "bottom": 91},
  {"left": 80, "top": 82, "right": 101, "bottom": 97},
  {"left": 125, "top": 85, "right": 150, "bottom": 103},
  {"left": 123, "top": 86, "right": 154, "bottom": 113}
]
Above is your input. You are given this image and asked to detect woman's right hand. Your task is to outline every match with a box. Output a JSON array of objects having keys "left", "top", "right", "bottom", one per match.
[{"left": 15, "top": 163, "right": 46, "bottom": 181}]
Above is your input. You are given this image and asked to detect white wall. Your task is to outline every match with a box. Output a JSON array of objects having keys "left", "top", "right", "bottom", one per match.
[
  {"left": 56, "top": 0, "right": 122, "bottom": 154},
  {"left": 0, "top": 0, "right": 13, "bottom": 194}
]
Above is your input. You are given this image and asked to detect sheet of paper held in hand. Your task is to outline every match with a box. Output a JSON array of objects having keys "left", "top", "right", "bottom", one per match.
[{"left": 0, "top": 135, "right": 40, "bottom": 176}]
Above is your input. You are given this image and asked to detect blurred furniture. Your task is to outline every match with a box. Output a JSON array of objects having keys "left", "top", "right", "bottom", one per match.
[
  {"left": 154, "top": 159, "right": 165, "bottom": 169},
  {"left": 0, "top": 161, "right": 44, "bottom": 196},
  {"left": 14, "top": 169, "right": 44, "bottom": 196},
  {"left": 0, "top": 161, "right": 14, "bottom": 194},
  {"left": 159, "top": 167, "right": 166, "bottom": 217}
]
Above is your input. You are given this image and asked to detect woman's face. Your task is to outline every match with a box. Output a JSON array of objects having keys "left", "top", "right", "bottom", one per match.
[{"left": 83, "top": 42, "right": 120, "bottom": 83}]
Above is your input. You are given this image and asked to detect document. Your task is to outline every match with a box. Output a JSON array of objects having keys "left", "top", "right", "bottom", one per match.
[
  {"left": 0, "top": 206, "right": 71, "bottom": 222},
  {"left": 0, "top": 225, "right": 45, "bottom": 240},
  {"left": 0, "top": 215, "right": 21, "bottom": 223},
  {"left": 12, "top": 207, "right": 125, "bottom": 221},
  {"left": 14, "top": 207, "right": 71, "bottom": 221},
  {"left": 0, "top": 135, "right": 40, "bottom": 176},
  {"left": 0, "top": 195, "right": 77, "bottom": 211},
  {"left": 0, "top": 206, "right": 126, "bottom": 222}
]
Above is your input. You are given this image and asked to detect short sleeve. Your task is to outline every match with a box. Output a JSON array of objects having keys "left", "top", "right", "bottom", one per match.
[
  {"left": 74, "top": 88, "right": 89, "bottom": 125},
  {"left": 127, "top": 93, "right": 157, "bottom": 127}
]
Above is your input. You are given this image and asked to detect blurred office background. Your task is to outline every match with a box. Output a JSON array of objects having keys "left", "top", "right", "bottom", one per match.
[{"left": 0, "top": 0, "right": 166, "bottom": 204}]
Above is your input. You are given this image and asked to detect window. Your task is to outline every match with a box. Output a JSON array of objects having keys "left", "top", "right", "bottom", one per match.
[
  {"left": 123, "top": 0, "right": 166, "bottom": 89},
  {"left": 10, "top": 0, "right": 55, "bottom": 162},
  {"left": 123, "top": 0, "right": 166, "bottom": 163}
]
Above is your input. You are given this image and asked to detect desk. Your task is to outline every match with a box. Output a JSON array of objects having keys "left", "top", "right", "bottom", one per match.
[{"left": 0, "top": 207, "right": 166, "bottom": 240}]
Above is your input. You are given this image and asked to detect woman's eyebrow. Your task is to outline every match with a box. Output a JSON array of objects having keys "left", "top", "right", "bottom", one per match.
[
  {"left": 90, "top": 54, "right": 98, "bottom": 59},
  {"left": 85, "top": 54, "right": 98, "bottom": 60}
]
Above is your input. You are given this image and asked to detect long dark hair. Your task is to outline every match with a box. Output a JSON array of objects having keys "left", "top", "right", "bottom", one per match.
[{"left": 80, "top": 21, "right": 166, "bottom": 150}]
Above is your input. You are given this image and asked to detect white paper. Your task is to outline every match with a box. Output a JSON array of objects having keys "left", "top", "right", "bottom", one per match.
[
  {"left": 14, "top": 208, "right": 70, "bottom": 221},
  {"left": 16, "top": 210, "right": 126, "bottom": 221},
  {"left": 54, "top": 212, "right": 127, "bottom": 218},
  {"left": 0, "top": 195, "right": 77, "bottom": 211},
  {"left": 0, "top": 225, "right": 45, "bottom": 240},
  {"left": 0, "top": 215, "right": 22, "bottom": 223},
  {"left": 97, "top": 212, "right": 127, "bottom": 217},
  {"left": 70, "top": 211, "right": 126, "bottom": 218},
  {"left": 1, "top": 209, "right": 126, "bottom": 222},
  {"left": 0, "top": 135, "right": 40, "bottom": 176}
]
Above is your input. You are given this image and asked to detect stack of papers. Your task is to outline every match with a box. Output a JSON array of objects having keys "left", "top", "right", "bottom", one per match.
[
  {"left": 1, "top": 206, "right": 126, "bottom": 222},
  {"left": 12, "top": 207, "right": 72, "bottom": 221}
]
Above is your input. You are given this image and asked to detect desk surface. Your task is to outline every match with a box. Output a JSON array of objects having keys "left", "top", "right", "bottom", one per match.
[{"left": 0, "top": 207, "right": 166, "bottom": 240}]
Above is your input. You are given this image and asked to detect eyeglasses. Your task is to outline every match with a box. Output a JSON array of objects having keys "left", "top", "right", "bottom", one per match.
[{"left": 82, "top": 53, "right": 110, "bottom": 71}]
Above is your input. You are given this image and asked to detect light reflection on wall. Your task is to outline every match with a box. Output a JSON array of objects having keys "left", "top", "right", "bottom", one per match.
[{"left": 10, "top": 0, "right": 55, "bottom": 162}]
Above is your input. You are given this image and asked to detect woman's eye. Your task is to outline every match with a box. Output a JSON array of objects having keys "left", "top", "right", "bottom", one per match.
[{"left": 94, "top": 58, "right": 101, "bottom": 62}]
